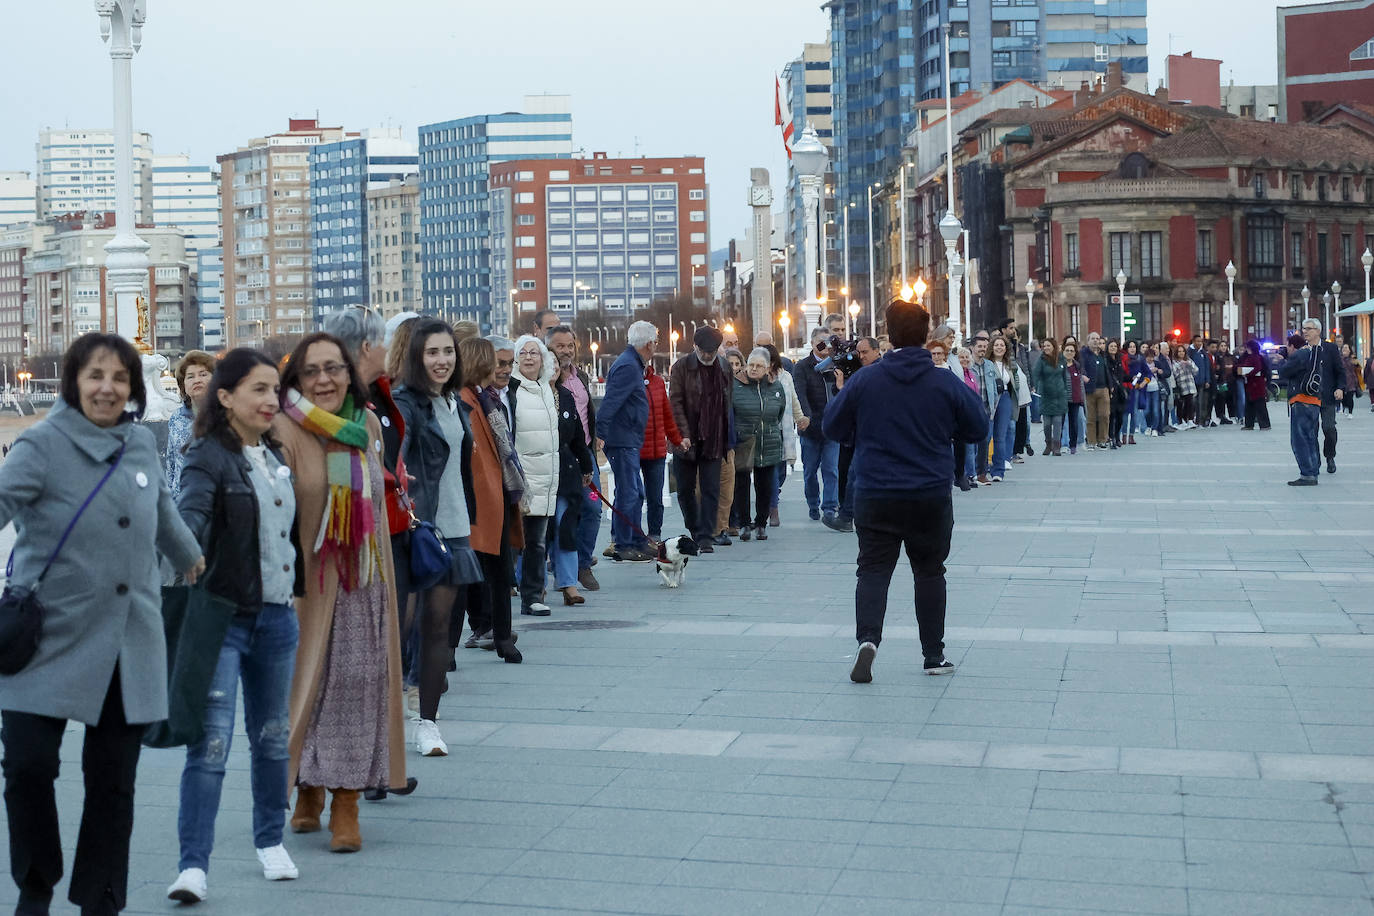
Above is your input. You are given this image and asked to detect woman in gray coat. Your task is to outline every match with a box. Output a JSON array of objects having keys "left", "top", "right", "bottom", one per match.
[{"left": 0, "top": 333, "right": 203, "bottom": 916}]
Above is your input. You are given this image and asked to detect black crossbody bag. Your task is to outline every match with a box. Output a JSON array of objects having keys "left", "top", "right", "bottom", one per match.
[{"left": 0, "top": 442, "right": 126, "bottom": 675}]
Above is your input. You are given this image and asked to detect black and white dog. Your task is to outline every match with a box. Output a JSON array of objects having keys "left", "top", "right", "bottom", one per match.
[{"left": 655, "top": 535, "right": 700, "bottom": 588}]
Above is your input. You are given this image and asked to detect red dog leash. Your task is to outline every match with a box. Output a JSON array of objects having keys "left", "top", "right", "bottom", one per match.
[{"left": 587, "top": 478, "right": 661, "bottom": 552}]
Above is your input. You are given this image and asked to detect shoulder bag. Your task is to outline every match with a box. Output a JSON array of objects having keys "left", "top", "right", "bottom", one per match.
[{"left": 0, "top": 441, "right": 126, "bottom": 676}]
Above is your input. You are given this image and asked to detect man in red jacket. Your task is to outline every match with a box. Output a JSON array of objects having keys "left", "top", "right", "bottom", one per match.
[{"left": 641, "top": 362, "right": 684, "bottom": 540}]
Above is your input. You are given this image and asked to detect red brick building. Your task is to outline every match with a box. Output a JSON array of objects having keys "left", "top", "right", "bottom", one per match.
[
  {"left": 1278, "top": 0, "right": 1374, "bottom": 123},
  {"left": 488, "top": 154, "right": 709, "bottom": 333}
]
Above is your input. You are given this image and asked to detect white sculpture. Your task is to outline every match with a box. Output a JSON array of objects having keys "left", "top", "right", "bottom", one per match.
[{"left": 140, "top": 353, "right": 178, "bottom": 422}]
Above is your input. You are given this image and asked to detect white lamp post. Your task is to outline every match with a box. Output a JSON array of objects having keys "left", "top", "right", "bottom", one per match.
[
  {"left": 1224, "top": 260, "right": 1238, "bottom": 352},
  {"left": 589, "top": 341, "right": 599, "bottom": 377},
  {"left": 1363, "top": 248, "right": 1373, "bottom": 302},
  {"left": 1330, "top": 280, "right": 1341, "bottom": 340},
  {"left": 866, "top": 182, "right": 879, "bottom": 338},
  {"left": 792, "top": 125, "right": 829, "bottom": 332},
  {"left": 1025, "top": 278, "right": 1036, "bottom": 347},
  {"left": 669, "top": 329, "right": 679, "bottom": 366},
  {"left": 1323, "top": 291, "right": 1332, "bottom": 336},
  {"left": 847, "top": 300, "right": 860, "bottom": 337},
  {"left": 1116, "top": 269, "right": 1128, "bottom": 340},
  {"left": 778, "top": 310, "right": 791, "bottom": 355},
  {"left": 939, "top": 211, "right": 964, "bottom": 341},
  {"left": 1302, "top": 284, "right": 1311, "bottom": 323}
]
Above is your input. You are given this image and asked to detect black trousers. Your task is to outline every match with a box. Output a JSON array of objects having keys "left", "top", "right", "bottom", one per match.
[
  {"left": 837, "top": 445, "right": 853, "bottom": 505},
  {"left": 1214, "top": 387, "right": 1230, "bottom": 421},
  {"left": 3, "top": 669, "right": 143, "bottom": 915},
  {"left": 674, "top": 455, "right": 721, "bottom": 542},
  {"left": 1013, "top": 405, "right": 1029, "bottom": 454},
  {"left": 1243, "top": 397, "right": 1271, "bottom": 430},
  {"left": 460, "top": 507, "right": 517, "bottom": 642},
  {"left": 733, "top": 465, "right": 776, "bottom": 529},
  {"left": 854, "top": 493, "right": 953, "bottom": 659},
  {"left": 1321, "top": 404, "right": 1338, "bottom": 460}
]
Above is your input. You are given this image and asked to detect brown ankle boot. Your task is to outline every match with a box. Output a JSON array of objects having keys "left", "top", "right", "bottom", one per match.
[
  {"left": 290, "top": 785, "right": 325, "bottom": 833},
  {"left": 328, "top": 788, "right": 362, "bottom": 853}
]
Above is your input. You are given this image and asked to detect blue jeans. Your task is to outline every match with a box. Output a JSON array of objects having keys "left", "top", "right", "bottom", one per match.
[
  {"left": 604, "top": 446, "right": 647, "bottom": 550},
  {"left": 549, "top": 495, "right": 580, "bottom": 588},
  {"left": 991, "top": 392, "right": 1014, "bottom": 475},
  {"left": 799, "top": 437, "right": 840, "bottom": 514},
  {"left": 640, "top": 457, "right": 666, "bottom": 537},
  {"left": 1290, "top": 402, "right": 1321, "bottom": 479},
  {"left": 962, "top": 442, "right": 978, "bottom": 478},
  {"left": 575, "top": 463, "right": 602, "bottom": 570},
  {"left": 178, "top": 603, "right": 298, "bottom": 871},
  {"left": 1061, "top": 404, "right": 1086, "bottom": 446}
]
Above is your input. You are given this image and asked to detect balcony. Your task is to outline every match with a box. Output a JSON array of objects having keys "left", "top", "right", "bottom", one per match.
[{"left": 1044, "top": 178, "right": 1233, "bottom": 206}]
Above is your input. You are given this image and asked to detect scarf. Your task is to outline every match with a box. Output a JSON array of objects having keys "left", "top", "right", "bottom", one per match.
[
  {"left": 280, "top": 388, "right": 381, "bottom": 592},
  {"left": 480, "top": 386, "right": 526, "bottom": 505},
  {"left": 693, "top": 357, "right": 730, "bottom": 458}
]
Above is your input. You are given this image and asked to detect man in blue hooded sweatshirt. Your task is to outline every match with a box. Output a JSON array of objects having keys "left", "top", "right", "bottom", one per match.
[{"left": 823, "top": 300, "right": 989, "bottom": 684}]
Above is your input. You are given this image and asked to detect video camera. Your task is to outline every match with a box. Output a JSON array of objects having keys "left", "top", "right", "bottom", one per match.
[{"left": 816, "top": 335, "right": 863, "bottom": 379}]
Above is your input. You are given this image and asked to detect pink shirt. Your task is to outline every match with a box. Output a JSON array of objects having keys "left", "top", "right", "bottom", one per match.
[{"left": 563, "top": 370, "right": 592, "bottom": 445}]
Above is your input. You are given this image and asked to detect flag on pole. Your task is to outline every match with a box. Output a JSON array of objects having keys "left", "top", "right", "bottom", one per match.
[{"left": 775, "top": 76, "right": 794, "bottom": 159}]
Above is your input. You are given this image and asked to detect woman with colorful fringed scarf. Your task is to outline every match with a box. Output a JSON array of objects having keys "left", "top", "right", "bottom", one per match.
[{"left": 271, "top": 333, "right": 408, "bottom": 855}]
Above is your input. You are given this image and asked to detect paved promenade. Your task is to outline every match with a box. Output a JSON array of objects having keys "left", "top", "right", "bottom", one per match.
[{"left": 5, "top": 408, "right": 1374, "bottom": 914}]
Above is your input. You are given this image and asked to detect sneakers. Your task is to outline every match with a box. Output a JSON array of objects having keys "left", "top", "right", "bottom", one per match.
[
  {"left": 463, "top": 630, "right": 482, "bottom": 649},
  {"left": 1287, "top": 477, "right": 1318, "bottom": 486},
  {"left": 711, "top": 534, "right": 733, "bottom": 546},
  {"left": 255, "top": 844, "right": 298, "bottom": 881},
  {"left": 850, "top": 642, "right": 877, "bottom": 683},
  {"left": 924, "top": 656, "right": 956, "bottom": 675},
  {"left": 521, "top": 602, "right": 552, "bottom": 616},
  {"left": 415, "top": 719, "right": 448, "bottom": 756},
  {"left": 808, "top": 507, "right": 821, "bottom": 521},
  {"left": 990, "top": 475, "right": 1003, "bottom": 483},
  {"left": 167, "top": 868, "right": 208, "bottom": 903},
  {"left": 822, "top": 514, "right": 848, "bottom": 532},
  {"left": 476, "top": 630, "right": 496, "bottom": 650}
]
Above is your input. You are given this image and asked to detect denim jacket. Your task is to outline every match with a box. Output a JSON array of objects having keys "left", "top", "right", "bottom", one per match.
[{"left": 970, "top": 358, "right": 999, "bottom": 415}]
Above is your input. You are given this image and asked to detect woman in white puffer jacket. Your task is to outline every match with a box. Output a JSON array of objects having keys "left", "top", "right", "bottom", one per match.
[{"left": 511, "top": 334, "right": 559, "bottom": 615}]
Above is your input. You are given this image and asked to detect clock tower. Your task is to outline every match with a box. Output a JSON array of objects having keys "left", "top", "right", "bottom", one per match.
[{"left": 748, "top": 168, "right": 773, "bottom": 341}]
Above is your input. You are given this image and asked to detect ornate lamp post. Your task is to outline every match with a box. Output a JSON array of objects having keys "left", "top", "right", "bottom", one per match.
[
  {"left": 1224, "top": 260, "right": 1238, "bottom": 352},
  {"left": 1025, "top": 278, "right": 1036, "bottom": 347},
  {"left": 939, "top": 211, "right": 964, "bottom": 341},
  {"left": 1116, "top": 269, "right": 1128, "bottom": 340},
  {"left": 1330, "top": 280, "right": 1341, "bottom": 340},
  {"left": 792, "top": 125, "right": 828, "bottom": 332},
  {"left": 847, "top": 301, "right": 860, "bottom": 337},
  {"left": 1301, "top": 284, "right": 1311, "bottom": 324},
  {"left": 778, "top": 310, "right": 790, "bottom": 354}
]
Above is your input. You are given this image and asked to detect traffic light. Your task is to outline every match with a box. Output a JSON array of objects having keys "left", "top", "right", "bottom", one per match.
[{"left": 1172, "top": 328, "right": 1182, "bottom": 338}]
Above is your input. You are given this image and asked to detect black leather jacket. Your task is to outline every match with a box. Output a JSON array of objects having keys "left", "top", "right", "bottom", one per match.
[
  {"left": 393, "top": 385, "right": 477, "bottom": 530},
  {"left": 555, "top": 384, "right": 594, "bottom": 499},
  {"left": 176, "top": 434, "right": 303, "bottom": 613}
]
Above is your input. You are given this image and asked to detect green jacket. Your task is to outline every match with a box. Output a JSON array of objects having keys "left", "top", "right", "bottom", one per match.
[
  {"left": 731, "top": 375, "right": 787, "bottom": 468},
  {"left": 1031, "top": 355, "right": 1069, "bottom": 417}
]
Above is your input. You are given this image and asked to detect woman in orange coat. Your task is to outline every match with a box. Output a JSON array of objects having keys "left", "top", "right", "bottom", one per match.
[{"left": 640, "top": 362, "right": 683, "bottom": 540}]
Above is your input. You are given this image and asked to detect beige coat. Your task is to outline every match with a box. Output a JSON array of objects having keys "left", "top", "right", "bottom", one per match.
[{"left": 272, "top": 412, "right": 407, "bottom": 794}]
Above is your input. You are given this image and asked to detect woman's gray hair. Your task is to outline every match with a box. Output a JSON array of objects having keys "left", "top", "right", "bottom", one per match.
[
  {"left": 322, "top": 307, "right": 384, "bottom": 359},
  {"left": 747, "top": 346, "right": 771, "bottom": 366},
  {"left": 627, "top": 320, "right": 658, "bottom": 348},
  {"left": 484, "top": 334, "right": 516, "bottom": 352}
]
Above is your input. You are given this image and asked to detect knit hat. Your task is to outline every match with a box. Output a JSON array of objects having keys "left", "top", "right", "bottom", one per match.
[{"left": 694, "top": 326, "right": 723, "bottom": 353}]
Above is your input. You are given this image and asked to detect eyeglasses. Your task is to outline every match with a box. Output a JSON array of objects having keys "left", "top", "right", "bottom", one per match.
[
  {"left": 974, "top": 336, "right": 989, "bottom": 342},
  {"left": 496, "top": 358, "right": 514, "bottom": 368},
  {"left": 299, "top": 363, "right": 348, "bottom": 381}
]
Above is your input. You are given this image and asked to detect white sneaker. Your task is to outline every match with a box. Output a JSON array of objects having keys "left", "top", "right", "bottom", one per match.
[
  {"left": 255, "top": 844, "right": 298, "bottom": 881},
  {"left": 415, "top": 718, "right": 448, "bottom": 756},
  {"left": 167, "top": 867, "right": 208, "bottom": 903}
]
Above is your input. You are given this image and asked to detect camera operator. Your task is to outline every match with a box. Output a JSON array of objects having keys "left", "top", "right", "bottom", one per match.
[
  {"left": 824, "top": 300, "right": 988, "bottom": 684},
  {"left": 828, "top": 335, "right": 880, "bottom": 532},
  {"left": 792, "top": 327, "right": 842, "bottom": 523}
]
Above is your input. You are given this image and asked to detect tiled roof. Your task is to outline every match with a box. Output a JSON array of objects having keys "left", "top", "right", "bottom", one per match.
[{"left": 1144, "top": 119, "right": 1374, "bottom": 167}]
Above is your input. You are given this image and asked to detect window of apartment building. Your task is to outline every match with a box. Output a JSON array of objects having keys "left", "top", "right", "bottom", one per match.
[
  {"left": 575, "top": 189, "right": 597, "bottom": 203},
  {"left": 1141, "top": 232, "right": 1163, "bottom": 278},
  {"left": 1109, "top": 232, "right": 1131, "bottom": 278},
  {"left": 1094, "top": 44, "right": 1109, "bottom": 62},
  {"left": 1139, "top": 302, "right": 1164, "bottom": 342},
  {"left": 1254, "top": 303, "right": 1271, "bottom": 339},
  {"left": 689, "top": 211, "right": 706, "bottom": 223},
  {"left": 550, "top": 255, "right": 572, "bottom": 268},
  {"left": 516, "top": 258, "right": 536, "bottom": 269},
  {"left": 653, "top": 211, "right": 675, "bottom": 223},
  {"left": 575, "top": 232, "right": 597, "bottom": 245},
  {"left": 603, "top": 232, "right": 624, "bottom": 245},
  {"left": 516, "top": 171, "right": 534, "bottom": 182},
  {"left": 627, "top": 188, "right": 649, "bottom": 202},
  {"left": 652, "top": 188, "right": 676, "bottom": 201},
  {"left": 1014, "top": 20, "right": 1037, "bottom": 36},
  {"left": 1291, "top": 173, "right": 1303, "bottom": 199},
  {"left": 1069, "top": 304, "right": 1081, "bottom": 338},
  {"left": 1366, "top": 178, "right": 1374, "bottom": 201},
  {"left": 519, "top": 279, "right": 537, "bottom": 290},
  {"left": 1192, "top": 301, "right": 1214, "bottom": 337},
  {"left": 1246, "top": 213, "right": 1282, "bottom": 281},
  {"left": 549, "top": 212, "right": 570, "bottom": 226},
  {"left": 1342, "top": 233, "right": 1354, "bottom": 275},
  {"left": 654, "top": 254, "right": 677, "bottom": 267},
  {"left": 515, "top": 236, "right": 535, "bottom": 247},
  {"left": 549, "top": 233, "right": 571, "bottom": 247},
  {"left": 688, "top": 189, "right": 705, "bottom": 200},
  {"left": 628, "top": 231, "right": 650, "bottom": 245},
  {"left": 1291, "top": 231, "right": 1305, "bottom": 279},
  {"left": 690, "top": 232, "right": 706, "bottom": 244},
  {"left": 1252, "top": 172, "right": 1266, "bottom": 198},
  {"left": 549, "top": 189, "right": 571, "bottom": 204},
  {"left": 1317, "top": 176, "right": 1328, "bottom": 201},
  {"left": 575, "top": 211, "right": 597, "bottom": 224},
  {"left": 654, "top": 230, "right": 676, "bottom": 245},
  {"left": 517, "top": 214, "right": 535, "bottom": 226},
  {"left": 604, "top": 254, "right": 624, "bottom": 267},
  {"left": 1342, "top": 177, "right": 1352, "bottom": 201},
  {"left": 601, "top": 188, "right": 623, "bottom": 202},
  {"left": 1196, "top": 229, "right": 1214, "bottom": 269},
  {"left": 627, "top": 210, "right": 649, "bottom": 224},
  {"left": 549, "top": 170, "right": 570, "bottom": 182},
  {"left": 515, "top": 192, "right": 534, "bottom": 204}
]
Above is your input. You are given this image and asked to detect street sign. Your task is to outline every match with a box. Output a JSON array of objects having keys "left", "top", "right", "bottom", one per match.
[{"left": 1103, "top": 293, "right": 1143, "bottom": 340}]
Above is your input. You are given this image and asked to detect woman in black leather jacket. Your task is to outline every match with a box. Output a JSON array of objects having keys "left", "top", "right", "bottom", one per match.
[
  {"left": 169, "top": 348, "right": 303, "bottom": 900},
  {"left": 549, "top": 377, "right": 594, "bottom": 605},
  {"left": 1104, "top": 338, "right": 1128, "bottom": 449},
  {"left": 391, "top": 319, "right": 480, "bottom": 759}
]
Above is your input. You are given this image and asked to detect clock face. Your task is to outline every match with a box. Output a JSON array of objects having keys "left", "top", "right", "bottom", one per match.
[{"left": 750, "top": 186, "right": 772, "bottom": 206}]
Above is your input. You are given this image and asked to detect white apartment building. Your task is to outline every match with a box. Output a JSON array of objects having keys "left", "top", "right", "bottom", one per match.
[
  {"left": 36, "top": 128, "right": 153, "bottom": 223},
  {"left": 152, "top": 154, "right": 220, "bottom": 260},
  {"left": 0, "top": 172, "right": 36, "bottom": 230}
]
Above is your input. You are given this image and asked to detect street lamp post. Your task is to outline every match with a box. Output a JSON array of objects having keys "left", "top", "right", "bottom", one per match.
[
  {"left": 1330, "top": 280, "right": 1341, "bottom": 340},
  {"left": 1025, "top": 278, "right": 1036, "bottom": 347},
  {"left": 939, "top": 212, "right": 963, "bottom": 341},
  {"left": 1302, "top": 284, "right": 1311, "bottom": 324},
  {"left": 867, "top": 182, "right": 878, "bottom": 338},
  {"left": 793, "top": 126, "right": 829, "bottom": 332},
  {"left": 1224, "top": 260, "right": 1238, "bottom": 352},
  {"left": 778, "top": 310, "right": 791, "bottom": 354},
  {"left": 847, "top": 300, "right": 860, "bottom": 337},
  {"left": 1323, "top": 291, "right": 1332, "bottom": 334},
  {"left": 589, "top": 341, "right": 599, "bottom": 378},
  {"left": 1116, "top": 269, "right": 1128, "bottom": 340},
  {"left": 669, "top": 329, "right": 679, "bottom": 366}
]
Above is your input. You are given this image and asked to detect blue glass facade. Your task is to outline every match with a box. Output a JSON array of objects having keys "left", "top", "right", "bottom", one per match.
[
  {"left": 309, "top": 138, "right": 419, "bottom": 321},
  {"left": 419, "top": 111, "right": 573, "bottom": 329},
  {"left": 197, "top": 246, "right": 224, "bottom": 351}
]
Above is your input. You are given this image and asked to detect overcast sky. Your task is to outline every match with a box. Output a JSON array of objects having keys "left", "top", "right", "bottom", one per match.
[{"left": 5, "top": 1, "right": 1318, "bottom": 243}]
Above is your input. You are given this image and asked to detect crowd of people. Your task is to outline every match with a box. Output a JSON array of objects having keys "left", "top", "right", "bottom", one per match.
[{"left": 0, "top": 299, "right": 1366, "bottom": 913}]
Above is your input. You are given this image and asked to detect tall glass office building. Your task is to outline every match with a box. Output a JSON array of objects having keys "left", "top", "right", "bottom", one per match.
[
  {"left": 309, "top": 131, "right": 418, "bottom": 319},
  {"left": 418, "top": 95, "right": 573, "bottom": 329}
]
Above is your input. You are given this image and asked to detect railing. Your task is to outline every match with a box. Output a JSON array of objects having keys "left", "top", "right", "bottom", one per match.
[{"left": 1045, "top": 178, "right": 1233, "bottom": 205}]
